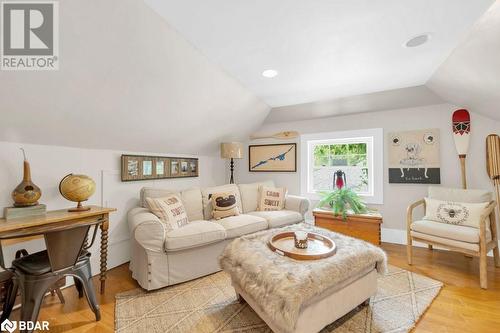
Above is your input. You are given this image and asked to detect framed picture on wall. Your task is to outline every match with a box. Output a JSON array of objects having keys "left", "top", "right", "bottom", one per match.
[
  {"left": 189, "top": 160, "right": 197, "bottom": 176},
  {"left": 249, "top": 143, "right": 297, "bottom": 172},
  {"left": 170, "top": 159, "right": 180, "bottom": 177},
  {"left": 180, "top": 160, "right": 189, "bottom": 175},
  {"left": 388, "top": 129, "right": 441, "bottom": 184},
  {"left": 121, "top": 155, "right": 198, "bottom": 181}
]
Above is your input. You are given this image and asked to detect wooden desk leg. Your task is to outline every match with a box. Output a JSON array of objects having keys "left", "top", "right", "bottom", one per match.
[{"left": 100, "top": 215, "right": 109, "bottom": 294}]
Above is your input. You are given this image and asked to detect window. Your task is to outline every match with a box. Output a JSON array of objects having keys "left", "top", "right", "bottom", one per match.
[
  {"left": 312, "top": 139, "right": 371, "bottom": 194},
  {"left": 300, "top": 128, "right": 383, "bottom": 204}
]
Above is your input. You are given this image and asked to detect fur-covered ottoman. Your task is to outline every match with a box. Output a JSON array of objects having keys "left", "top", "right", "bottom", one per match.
[{"left": 220, "top": 223, "right": 387, "bottom": 333}]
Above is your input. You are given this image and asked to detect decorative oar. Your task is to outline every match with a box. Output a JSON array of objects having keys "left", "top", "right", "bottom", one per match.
[
  {"left": 486, "top": 134, "right": 500, "bottom": 211},
  {"left": 452, "top": 109, "right": 471, "bottom": 189},
  {"left": 250, "top": 131, "right": 299, "bottom": 140}
]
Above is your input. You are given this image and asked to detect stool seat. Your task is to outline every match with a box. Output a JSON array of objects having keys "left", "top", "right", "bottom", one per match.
[
  {"left": 12, "top": 251, "right": 51, "bottom": 275},
  {"left": 12, "top": 250, "right": 91, "bottom": 276}
]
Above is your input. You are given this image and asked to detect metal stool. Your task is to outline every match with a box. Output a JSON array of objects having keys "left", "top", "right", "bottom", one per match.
[{"left": 2, "top": 220, "right": 101, "bottom": 333}]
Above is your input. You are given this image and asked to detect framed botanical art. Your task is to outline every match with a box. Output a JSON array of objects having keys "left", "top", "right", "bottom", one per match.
[
  {"left": 121, "top": 155, "right": 199, "bottom": 181},
  {"left": 249, "top": 143, "right": 297, "bottom": 172},
  {"left": 388, "top": 129, "right": 440, "bottom": 184}
]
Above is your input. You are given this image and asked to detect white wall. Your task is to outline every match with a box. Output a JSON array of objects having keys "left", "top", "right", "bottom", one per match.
[
  {"left": 0, "top": 0, "right": 269, "bottom": 155},
  {"left": 428, "top": 1, "right": 500, "bottom": 122},
  {"left": 236, "top": 103, "right": 500, "bottom": 233},
  {"left": 0, "top": 141, "right": 225, "bottom": 276}
]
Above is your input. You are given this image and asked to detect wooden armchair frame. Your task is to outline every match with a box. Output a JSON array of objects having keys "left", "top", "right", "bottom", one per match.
[{"left": 407, "top": 199, "right": 499, "bottom": 289}]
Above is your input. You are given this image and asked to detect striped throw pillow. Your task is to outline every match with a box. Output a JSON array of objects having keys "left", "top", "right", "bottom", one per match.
[{"left": 146, "top": 195, "right": 189, "bottom": 231}]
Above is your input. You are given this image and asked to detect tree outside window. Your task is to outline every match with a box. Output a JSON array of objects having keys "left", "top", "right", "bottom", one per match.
[{"left": 312, "top": 143, "right": 369, "bottom": 193}]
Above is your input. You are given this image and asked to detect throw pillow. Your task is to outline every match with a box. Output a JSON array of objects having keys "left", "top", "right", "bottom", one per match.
[
  {"left": 423, "top": 197, "right": 490, "bottom": 228},
  {"left": 258, "top": 185, "right": 286, "bottom": 211},
  {"left": 146, "top": 195, "right": 189, "bottom": 231},
  {"left": 211, "top": 192, "right": 240, "bottom": 220}
]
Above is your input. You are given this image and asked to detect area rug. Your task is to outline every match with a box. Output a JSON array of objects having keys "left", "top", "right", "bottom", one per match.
[{"left": 115, "top": 265, "right": 442, "bottom": 333}]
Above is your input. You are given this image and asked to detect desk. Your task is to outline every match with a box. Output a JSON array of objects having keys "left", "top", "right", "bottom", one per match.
[
  {"left": 0, "top": 206, "right": 116, "bottom": 294},
  {"left": 313, "top": 208, "right": 382, "bottom": 245}
]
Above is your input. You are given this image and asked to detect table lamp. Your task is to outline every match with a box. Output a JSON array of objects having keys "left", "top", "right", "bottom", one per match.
[{"left": 221, "top": 142, "right": 243, "bottom": 184}]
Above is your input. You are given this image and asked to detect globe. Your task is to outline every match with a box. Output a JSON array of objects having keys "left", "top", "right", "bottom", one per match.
[{"left": 59, "top": 174, "right": 96, "bottom": 212}]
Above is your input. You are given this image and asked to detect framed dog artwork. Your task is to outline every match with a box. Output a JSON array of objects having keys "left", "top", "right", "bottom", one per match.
[{"left": 388, "top": 129, "right": 440, "bottom": 184}]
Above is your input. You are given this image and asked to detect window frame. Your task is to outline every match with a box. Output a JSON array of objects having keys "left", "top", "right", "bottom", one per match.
[{"left": 300, "top": 128, "right": 384, "bottom": 205}]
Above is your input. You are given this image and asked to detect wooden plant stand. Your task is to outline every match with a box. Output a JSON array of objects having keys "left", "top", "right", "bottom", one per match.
[{"left": 313, "top": 208, "right": 382, "bottom": 245}]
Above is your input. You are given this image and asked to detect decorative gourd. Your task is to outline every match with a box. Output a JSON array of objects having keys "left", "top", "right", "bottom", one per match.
[{"left": 12, "top": 148, "right": 42, "bottom": 207}]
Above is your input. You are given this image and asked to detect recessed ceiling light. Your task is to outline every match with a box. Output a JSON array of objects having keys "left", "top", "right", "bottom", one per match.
[
  {"left": 405, "top": 34, "right": 431, "bottom": 48},
  {"left": 262, "top": 69, "right": 278, "bottom": 78}
]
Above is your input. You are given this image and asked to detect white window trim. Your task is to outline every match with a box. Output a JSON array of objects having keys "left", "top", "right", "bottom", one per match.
[{"left": 300, "top": 128, "right": 384, "bottom": 205}]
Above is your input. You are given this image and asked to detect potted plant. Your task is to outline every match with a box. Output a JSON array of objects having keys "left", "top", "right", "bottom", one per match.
[
  {"left": 317, "top": 168, "right": 369, "bottom": 220},
  {"left": 318, "top": 188, "right": 368, "bottom": 220}
]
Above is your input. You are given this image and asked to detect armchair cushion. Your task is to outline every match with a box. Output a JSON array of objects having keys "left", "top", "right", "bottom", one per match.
[
  {"left": 410, "top": 231, "right": 481, "bottom": 252},
  {"left": 428, "top": 187, "right": 492, "bottom": 203},
  {"left": 423, "top": 198, "right": 490, "bottom": 229},
  {"left": 411, "top": 220, "right": 491, "bottom": 244}
]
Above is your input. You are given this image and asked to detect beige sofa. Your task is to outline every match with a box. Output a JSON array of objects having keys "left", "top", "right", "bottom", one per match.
[{"left": 128, "top": 181, "right": 310, "bottom": 290}]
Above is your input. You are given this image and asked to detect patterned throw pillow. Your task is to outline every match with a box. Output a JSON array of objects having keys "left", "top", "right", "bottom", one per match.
[
  {"left": 211, "top": 192, "right": 240, "bottom": 220},
  {"left": 146, "top": 195, "right": 189, "bottom": 231},
  {"left": 423, "top": 197, "right": 489, "bottom": 228},
  {"left": 258, "top": 185, "right": 286, "bottom": 211}
]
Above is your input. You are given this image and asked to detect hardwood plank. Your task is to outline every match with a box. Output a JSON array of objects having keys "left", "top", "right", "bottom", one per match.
[{"left": 7, "top": 243, "right": 500, "bottom": 332}]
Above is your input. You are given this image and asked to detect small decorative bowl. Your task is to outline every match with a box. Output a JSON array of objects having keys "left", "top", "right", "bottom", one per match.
[{"left": 294, "top": 231, "right": 308, "bottom": 249}]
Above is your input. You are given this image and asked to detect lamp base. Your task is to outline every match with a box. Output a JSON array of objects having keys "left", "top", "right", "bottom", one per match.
[{"left": 229, "top": 158, "right": 235, "bottom": 184}]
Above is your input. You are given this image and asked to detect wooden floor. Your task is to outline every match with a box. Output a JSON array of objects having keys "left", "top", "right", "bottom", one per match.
[{"left": 9, "top": 243, "right": 500, "bottom": 332}]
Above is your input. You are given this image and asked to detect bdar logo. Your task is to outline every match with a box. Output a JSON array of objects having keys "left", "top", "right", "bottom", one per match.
[
  {"left": 0, "top": 319, "right": 16, "bottom": 333},
  {"left": 1, "top": 1, "right": 59, "bottom": 70}
]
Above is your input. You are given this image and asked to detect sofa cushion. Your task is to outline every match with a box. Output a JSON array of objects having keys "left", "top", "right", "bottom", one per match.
[
  {"left": 146, "top": 195, "right": 189, "bottom": 232},
  {"left": 164, "top": 221, "right": 226, "bottom": 252},
  {"left": 238, "top": 181, "right": 275, "bottom": 213},
  {"left": 141, "top": 187, "right": 203, "bottom": 222},
  {"left": 257, "top": 185, "right": 286, "bottom": 211},
  {"left": 248, "top": 210, "right": 303, "bottom": 228},
  {"left": 140, "top": 187, "right": 180, "bottom": 208},
  {"left": 180, "top": 188, "right": 204, "bottom": 221},
  {"left": 202, "top": 184, "right": 242, "bottom": 220},
  {"left": 214, "top": 214, "right": 267, "bottom": 239},
  {"left": 410, "top": 219, "right": 491, "bottom": 244},
  {"left": 211, "top": 192, "right": 240, "bottom": 220}
]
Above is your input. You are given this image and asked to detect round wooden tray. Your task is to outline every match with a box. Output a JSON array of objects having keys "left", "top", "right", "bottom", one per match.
[{"left": 268, "top": 231, "right": 336, "bottom": 260}]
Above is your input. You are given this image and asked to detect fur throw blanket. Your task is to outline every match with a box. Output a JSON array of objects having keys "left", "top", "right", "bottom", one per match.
[{"left": 219, "top": 223, "right": 387, "bottom": 333}]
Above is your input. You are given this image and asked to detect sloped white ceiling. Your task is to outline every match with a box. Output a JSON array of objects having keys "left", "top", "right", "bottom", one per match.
[
  {"left": 0, "top": 0, "right": 269, "bottom": 155},
  {"left": 264, "top": 85, "right": 444, "bottom": 123},
  {"left": 427, "top": 1, "right": 500, "bottom": 121},
  {"left": 145, "top": 0, "right": 494, "bottom": 107}
]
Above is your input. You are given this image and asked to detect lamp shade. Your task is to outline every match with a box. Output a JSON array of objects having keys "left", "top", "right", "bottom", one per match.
[{"left": 221, "top": 142, "right": 243, "bottom": 159}]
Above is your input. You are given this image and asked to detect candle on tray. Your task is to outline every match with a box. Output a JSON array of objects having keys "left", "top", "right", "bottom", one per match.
[{"left": 294, "top": 231, "right": 308, "bottom": 249}]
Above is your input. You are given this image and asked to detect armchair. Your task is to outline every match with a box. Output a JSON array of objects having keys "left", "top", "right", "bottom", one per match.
[{"left": 407, "top": 187, "right": 499, "bottom": 289}]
